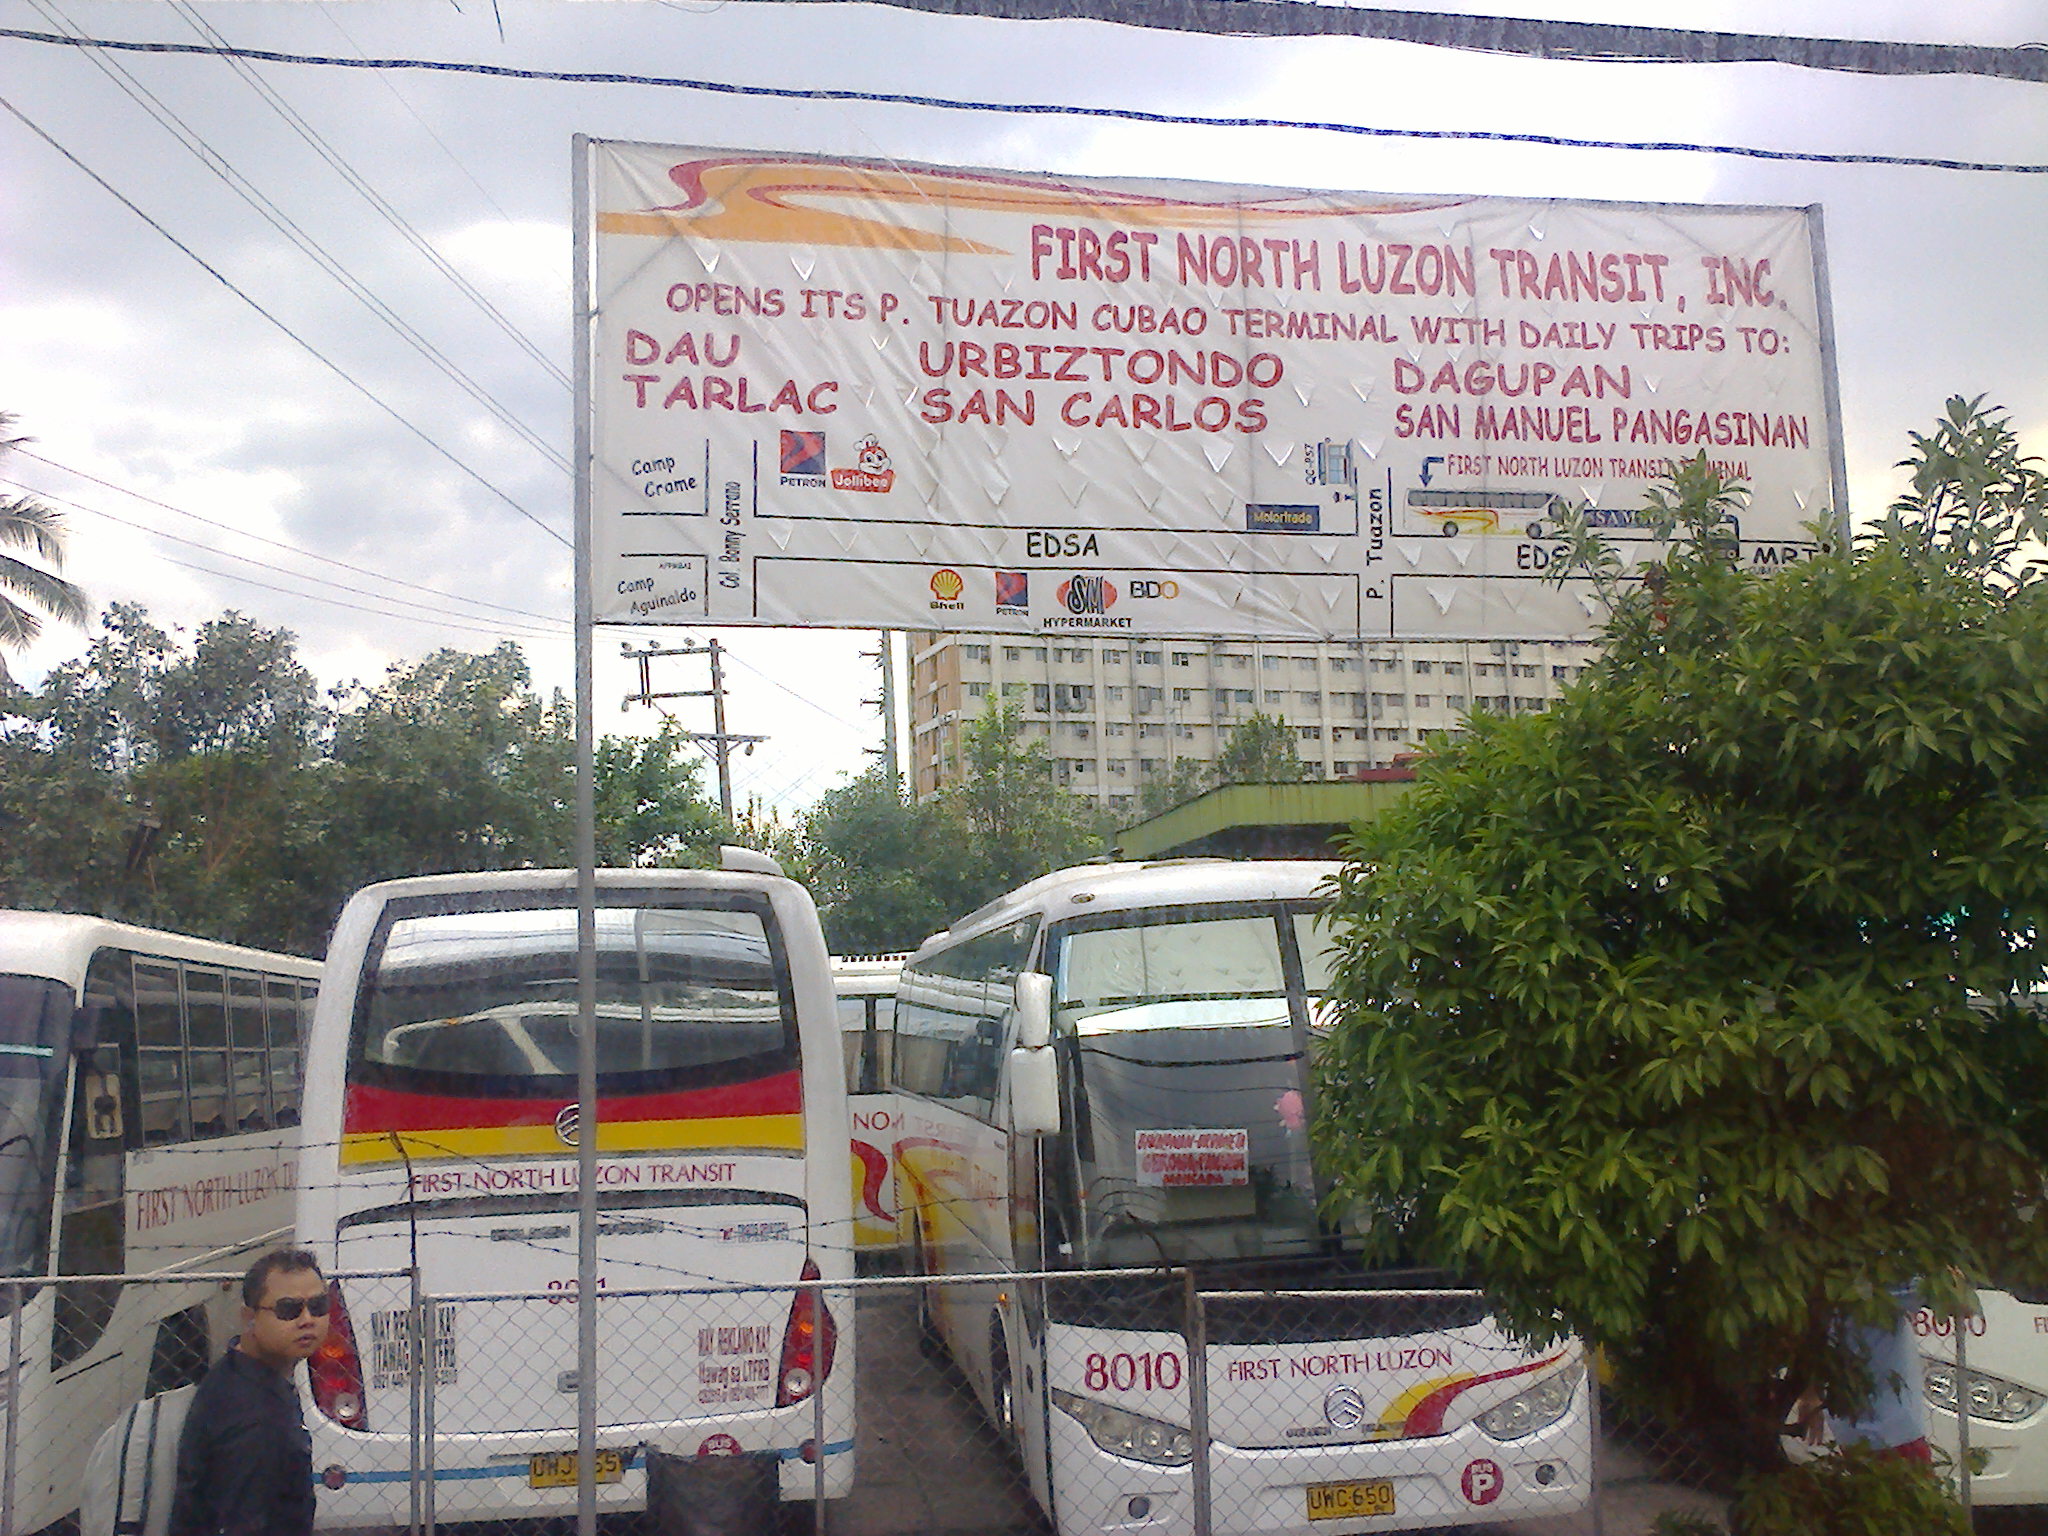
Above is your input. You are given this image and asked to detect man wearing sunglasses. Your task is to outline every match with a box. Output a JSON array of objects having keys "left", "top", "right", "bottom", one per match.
[{"left": 168, "top": 1249, "right": 330, "bottom": 1536}]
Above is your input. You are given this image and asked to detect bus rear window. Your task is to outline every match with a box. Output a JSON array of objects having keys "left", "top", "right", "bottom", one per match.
[{"left": 351, "top": 898, "right": 796, "bottom": 1099}]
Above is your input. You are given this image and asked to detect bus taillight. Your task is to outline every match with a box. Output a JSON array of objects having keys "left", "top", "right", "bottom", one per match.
[
  {"left": 774, "top": 1259, "right": 837, "bottom": 1407},
  {"left": 310, "top": 1281, "right": 368, "bottom": 1430}
]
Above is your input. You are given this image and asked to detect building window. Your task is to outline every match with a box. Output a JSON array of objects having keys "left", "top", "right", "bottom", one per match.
[
  {"left": 1054, "top": 683, "right": 1094, "bottom": 712},
  {"left": 1173, "top": 687, "right": 1195, "bottom": 704},
  {"left": 1512, "top": 664, "right": 1538, "bottom": 679},
  {"left": 1136, "top": 649, "right": 1163, "bottom": 666},
  {"left": 1372, "top": 692, "right": 1406, "bottom": 709},
  {"left": 1372, "top": 657, "right": 1401, "bottom": 674},
  {"left": 1102, "top": 649, "right": 1125, "bottom": 665},
  {"left": 1443, "top": 662, "right": 1465, "bottom": 676},
  {"left": 1224, "top": 655, "right": 1249, "bottom": 670},
  {"left": 1139, "top": 758, "right": 1161, "bottom": 775},
  {"left": 1109, "top": 759, "right": 1129, "bottom": 775},
  {"left": 1004, "top": 647, "right": 1022, "bottom": 662},
  {"left": 1293, "top": 657, "right": 1317, "bottom": 673},
  {"left": 963, "top": 644, "right": 991, "bottom": 662},
  {"left": 1553, "top": 665, "right": 1571, "bottom": 680},
  {"left": 1176, "top": 724, "right": 1195, "bottom": 739},
  {"left": 1412, "top": 660, "right": 1434, "bottom": 675},
  {"left": 1030, "top": 683, "right": 1051, "bottom": 712},
  {"left": 1137, "top": 686, "right": 1164, "bottom": 714},
  {"left": 1261, "top": 655, "right": 1282, "bottom": 671},
  {"left": 965, "top": 682, "right": 989, "bottom": 698},
  {"left": 1171, "top": 651, "right": 1194, "bottom": 667},
  {"left": 1445, "top": 694, "right": 1467, "bottom": 710},
  {"left": 1374, "top": 727, "right": 1408, "bottom": 742},
  {"left": 1105, "top": 722, "right": 1128, "bottom": 737},
  {"left": 1233, "top": 689, "right": 1254, "bottom": 705},
  {"left": 1412, "top": 694, "right": 1432, "bottom": 708},
  {"left": 1001, "top": 681, "right": 1029, "bottom": 699},
  {"left": 1298, "top": 725, "right": 1322, "bottom": 740},
  {"left": 1105, "top": 685, "right": 1125, "bottom": 703},
  {"left": 1475, "top": 662, "right": 1505, "bottom": 678},
  {"left": 1298, "top": 691, "right": 1320, "bottom": 708},
  {"left": 1515, "top": 698, "right": 1545, "bottom": 713},
  {"left": 1330, "top": 657, "right": 1357, "bottom": 673},
  {"left": 1139, "top": 723, "right": 1165, "bottom": 739}
]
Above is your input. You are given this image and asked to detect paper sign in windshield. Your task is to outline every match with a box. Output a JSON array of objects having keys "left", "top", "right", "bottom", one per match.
[{"left": 1136, "top": 1129, "right": 1250, "bottom": 1188}]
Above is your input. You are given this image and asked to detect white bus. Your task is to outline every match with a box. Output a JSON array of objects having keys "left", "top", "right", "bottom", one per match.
[
  {"left": 0, "top": 911, "right": 319, "bottom": 1531},
  {"left": 834, "top": 954, "right": 906, "bottom": 1253},
  {"left": 893, "top": 860, "right": 1591, "bottom": 1535},
  {"left": 293, "top": 857, "right": 854, "bottom": 1525}
]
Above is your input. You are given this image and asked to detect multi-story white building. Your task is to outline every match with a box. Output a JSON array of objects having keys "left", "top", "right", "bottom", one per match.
[{"left": 908, "top": 633, "right": 1597, "bottom": 811}]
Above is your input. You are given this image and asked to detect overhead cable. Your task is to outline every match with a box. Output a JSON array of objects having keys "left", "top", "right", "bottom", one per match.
[
  {"left": 0, "top": 93, "right": 573, "bottom": 548},
  {"left": 17, "top": 449, "right": 569, "bottom": 628},
  {"left": 1, "top": 27, "right": 2043, "bottom": 173},
  {"left": 22, "top": 3, "right": 571, "bottom": 475},
  {"left": 5, "top": 477, "right": 566, "bottom": 640},
  {"left": 170, "top": 2, "right": 571, "bottom": 391}
]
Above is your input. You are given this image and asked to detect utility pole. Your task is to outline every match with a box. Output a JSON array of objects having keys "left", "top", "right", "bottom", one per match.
[
  {"left": 862, "top": 631, "right": 901, "bottom": 791},
  {"left": 621, "top": 638, "right": 767, "bottom": 824}
]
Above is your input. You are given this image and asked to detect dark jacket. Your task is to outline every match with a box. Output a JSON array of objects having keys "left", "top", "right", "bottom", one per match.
[{"left": 167, "top": 1346, "right": 316, "bottom": 1536}]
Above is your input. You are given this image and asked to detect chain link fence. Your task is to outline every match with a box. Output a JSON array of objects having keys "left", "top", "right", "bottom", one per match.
[{"left": 4, "top": 1264, "right": 2013, "bottom": 1536}]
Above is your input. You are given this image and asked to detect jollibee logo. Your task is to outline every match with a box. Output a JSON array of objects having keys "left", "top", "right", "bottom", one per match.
[
  {"left": 1461, "top": 1458, "right": 1503, "bottom": 1505},
  {"left": 830, "top": 434, "right": 896, "bottom": 492}
]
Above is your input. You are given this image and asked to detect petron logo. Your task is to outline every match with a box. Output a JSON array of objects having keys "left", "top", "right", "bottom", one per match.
[
  {"left": 779, "top": 430, "right": 826, "bottom": 486},
  {"left": 1323, "top": 1385, "right": 1368, "bottom": 1432},
  {"left": 1057, "top": 574, "right": 1118, "bottom": 614},
  {"left": 994, "top": 570, "right": 1030, "bottom": 613},
  {"left": 929, "top": 568, "right": 965, "bottom": 610},
  {"left": 553, "top": 1102, "right": 581, "bottom": 1148}
]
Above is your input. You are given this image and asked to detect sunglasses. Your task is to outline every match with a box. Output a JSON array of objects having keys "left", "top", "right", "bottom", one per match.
[{"left": 258, "top": 1294, "right": 331, "bottom": 1321}]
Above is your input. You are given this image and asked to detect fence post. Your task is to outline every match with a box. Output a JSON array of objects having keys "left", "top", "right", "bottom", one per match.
[
  {"left": 408, "top": 1269, "right": 423, "bottom": 1536},
  {"left": 1585, "top": 1346, "right": 1605, "bottom": 1536},
  {"left": 2, "top": 1281, "right": 20, "bottom": 1536},
  {"left": 812, "top": 1275, "right": 828, "bottom": 1536},
  {"left": 1955, "top": 1313, "right": 1972, "bottom": 1515},
  {"left": 422, "top": 1295, "right": 438, "bottom": 1536},
  {"left": 1183, "top": 1270, "right": 1211, "bottom": 1536}
]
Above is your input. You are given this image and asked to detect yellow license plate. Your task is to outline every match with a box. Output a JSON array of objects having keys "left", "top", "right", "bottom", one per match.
[
  {"left": 528, "top": 1449, "right": 626, "bottom": 1489},
  {"left": 1306, "top": 1478, "right": 1396, "bottom": 1521}
]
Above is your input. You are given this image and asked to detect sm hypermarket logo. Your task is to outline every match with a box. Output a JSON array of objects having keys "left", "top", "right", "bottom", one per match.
[
  {"left": 1057, "top": 574, "right": 1118, "bottom": 615},
  {"left": 929, "top": 568, "right": 965, "bottom": 612}
]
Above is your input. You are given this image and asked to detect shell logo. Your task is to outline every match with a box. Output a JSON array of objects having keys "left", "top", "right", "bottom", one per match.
[{"left": 930, "top": 568, "right": 965, "bottom": 602}]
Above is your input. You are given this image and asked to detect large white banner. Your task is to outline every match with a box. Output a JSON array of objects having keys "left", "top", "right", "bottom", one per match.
[{"left": 583, "top": 143, "right": 1842, "bottom": 639}]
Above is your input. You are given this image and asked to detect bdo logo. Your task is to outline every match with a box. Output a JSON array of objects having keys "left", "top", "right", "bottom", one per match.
[
  {"left": 1128, "top": 578, "right": 1180, "bottom": 599},
  {"left": 930, "top": 568, "right": 964, "bottom": 602},
  {"left": 1056, "top": 574, "right": 1118, "bottom": 614}
]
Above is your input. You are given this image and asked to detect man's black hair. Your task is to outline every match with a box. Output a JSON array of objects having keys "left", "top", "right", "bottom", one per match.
[{"left": 242, "top": 1248, "right": 324, "bottom": 1309}]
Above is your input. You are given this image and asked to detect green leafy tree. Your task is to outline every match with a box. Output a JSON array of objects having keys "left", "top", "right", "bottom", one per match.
[
  {"left": 1137, "top": 756, "right": 1212, "bottom": 816},
  {"left": 0, "top": 415, "right": 87, "bottom": 687},
  {"left": 1314, "top": 405, "right": 2048, "bottom": 1476},
  {"left": 801, "top": 766, "right": 978, "bottom": 954},
  {"left": 941, "top": 698, "right": 1104, "bottom": 894},
  {"left": 1212, "top": 710, "right": 1312, "bottom": 785},
  {"left": 593, "top": 724, "right": 723, "bottom": 868}
]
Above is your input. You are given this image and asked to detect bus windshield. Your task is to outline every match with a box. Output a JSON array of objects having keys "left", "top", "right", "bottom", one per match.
[
  {"left": 1051, "top": 904, "right": 1331, "bottom": 1268},
  {"left": 350, "top": 898, "right": 797, "bottom": 1100},
  {"left": 0, "top": 976, "right": 72, "bottom": 1277}
]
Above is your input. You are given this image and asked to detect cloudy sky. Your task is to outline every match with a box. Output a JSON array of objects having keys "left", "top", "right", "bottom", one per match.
[{"left": 4, "top": 1, "right": 2045, "bottom": 813}]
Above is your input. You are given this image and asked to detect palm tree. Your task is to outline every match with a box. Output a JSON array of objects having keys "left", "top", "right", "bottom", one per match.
[{"left": 0, "top": 415, "right": 88, "bottom": 687}]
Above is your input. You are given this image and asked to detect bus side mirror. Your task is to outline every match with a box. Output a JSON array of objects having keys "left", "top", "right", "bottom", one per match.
[
  {"left": 71, "top": 1002, "right": 106, "bottom": 1053},
  {"left": 1009, "top": 1047, "right": 1061, "bottom": 1136},
  {"left": 1014, "top": 972, "right": 1053, "bottom": 1052}
]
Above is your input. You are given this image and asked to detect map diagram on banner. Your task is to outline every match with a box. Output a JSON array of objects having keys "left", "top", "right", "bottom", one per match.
[{"left": 584, "top": 142, "right": 1844, "bottom": 640}]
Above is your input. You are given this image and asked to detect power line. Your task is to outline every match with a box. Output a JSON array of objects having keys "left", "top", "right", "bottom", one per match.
[
  {"left": 170, "top": 2, "right": 571, "bottom": 392},
  {"left": 23, "top": 2, "right": 571, "bottom": 476},
  {"left": 2, "top": 27, "right": 2044, "bottom": 173},
  {"left": 4, "top": 476, "right": 567, "bottom": 640},
  {"left": 15, "top": 449, "right": 568, "bottom": 629},
  {"left": 0, "top": 92, "right": 573, "bottom": 548}
]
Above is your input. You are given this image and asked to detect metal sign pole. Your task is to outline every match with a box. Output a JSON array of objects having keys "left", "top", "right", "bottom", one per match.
[{"left": 571, "top": 131, "right": 601, "bottom": 1536}]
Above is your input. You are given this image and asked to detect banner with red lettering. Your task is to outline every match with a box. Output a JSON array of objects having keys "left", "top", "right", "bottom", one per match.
[{"left": 583, "top": 142, "right": 1841, "bottom": 639}]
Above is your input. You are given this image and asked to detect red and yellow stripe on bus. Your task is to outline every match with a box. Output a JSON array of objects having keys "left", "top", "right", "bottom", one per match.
[{"left": 338, "top": 1070, "right": 803, "bottom": 1165}]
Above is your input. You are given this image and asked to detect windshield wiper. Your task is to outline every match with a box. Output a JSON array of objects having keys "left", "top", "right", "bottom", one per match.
[{"left": 1080, "top": 1046, "right": 1301, "bottom": 1068}]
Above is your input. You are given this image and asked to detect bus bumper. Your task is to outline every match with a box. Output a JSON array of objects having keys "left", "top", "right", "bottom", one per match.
[{"left": 1048, "top": 1386, "right": 1590, "bottom": 1536}]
